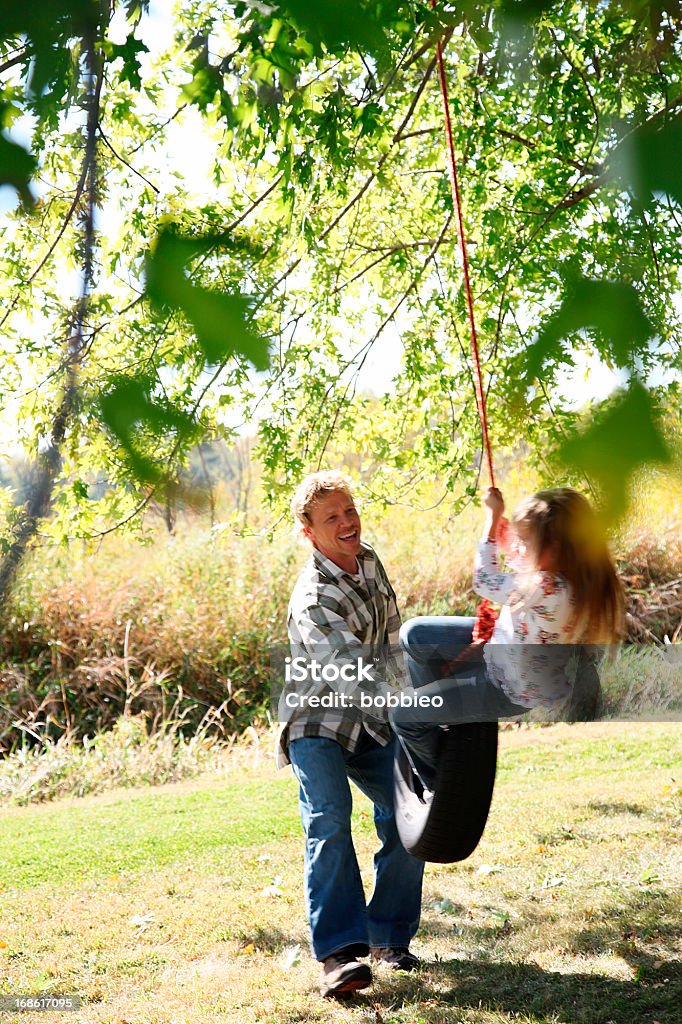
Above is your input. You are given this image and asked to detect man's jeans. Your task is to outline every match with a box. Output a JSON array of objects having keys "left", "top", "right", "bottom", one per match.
[
  {"left": 288, "top": 731, "right": 425, "bottom": 962},
  {"left": 392, "top": 616, "right": 527, "bottom": 788}
]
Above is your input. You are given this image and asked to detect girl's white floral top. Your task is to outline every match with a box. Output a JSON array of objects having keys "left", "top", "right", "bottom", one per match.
[{"left": 473, "top": 537, "right": 578, "bottom": 708}]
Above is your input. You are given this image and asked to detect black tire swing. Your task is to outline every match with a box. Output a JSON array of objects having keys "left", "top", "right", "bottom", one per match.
[
  {"left": 393, "top": 15, "right": 501, "bottom": 864},
  {"left": 394, "top": 721, "right": 499, "bottom": 863}
]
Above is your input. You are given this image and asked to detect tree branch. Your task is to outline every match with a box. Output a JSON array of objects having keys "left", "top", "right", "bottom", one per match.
[
  {"left": 554, "top": 93, "right": 682, "bottom": 210},
  {"left": 0, "top": 34, "right": 103, "bottom": 608},
  {"left": 0, "top": 157, "right": 90, "bottom": 335},
  {"left": 498, "top": 127, "right": 602, "bottom": 176},
  {"left": 265, "top": 54, "right": 439, "bottom": 298},
  {"left": 97, "top": 123, "right": 160, "bottom": 193},
  {"left": 312, "top": 214, "right": 453, "bottom": 463},
  {"left": 0, "top": 50, "right": 28, "bottom": 76},
  {"left": 331, "top": 236, "right": 451, "bottom": 296}
]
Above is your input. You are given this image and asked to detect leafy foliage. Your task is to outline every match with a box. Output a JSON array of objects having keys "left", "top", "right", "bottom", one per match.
[
  {"left": 0, "top": 0, "right": 680, "bottom": 547},
  {"left": 631, "top": 111, "right": 682, "bottom": 207},
  {"left": 525, "top": 274, "right": 656, "bottom": 376},
  {"left": 0, "top": 129, "right": 35, "bottom": 206},
  {"left": 99, "top": 374, "right": 203, "bottom": 484}
]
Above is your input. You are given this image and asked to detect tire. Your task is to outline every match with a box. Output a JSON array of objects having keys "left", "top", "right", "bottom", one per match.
[{"left": 393, "top": 721, "right": 498, "bottom": 863}]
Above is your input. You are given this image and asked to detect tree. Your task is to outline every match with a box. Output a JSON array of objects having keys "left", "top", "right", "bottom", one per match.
[{"left": 0, "top": 0, "right": 680, "bottom": 595}]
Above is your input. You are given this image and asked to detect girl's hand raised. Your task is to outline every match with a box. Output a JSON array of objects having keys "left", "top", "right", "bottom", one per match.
[
  {"left": 483, "top": 486, "right": 505, "bottom": 541},
  {"left": 483, "top": 486, "right": 505, "bottom": 515}
]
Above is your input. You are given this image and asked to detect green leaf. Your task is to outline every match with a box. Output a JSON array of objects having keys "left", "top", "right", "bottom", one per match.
[
  {"left": 99, "top": 375, "right": 200, "bottom": 484},
  {"left": 558, "top": 381, "right": 672, "bottom": 522},
  {"left": 144, "top": 229, "right": 270, "bottom": 370},
  {"left": 525, "top": 275, "right": 655, "bottom": 380},
  {"left": 101, "top": 34, "right": 149, "bottom": 91},
  {"left": 273, "top": 0, "right": 400, "bottom": 58},
  {"left": 72, "top": 479, "right": 89, "bottom": 500},
  {"left": 0, "top": 0, "right": 106, "bottom": 97},
  {"left": 631, "top": 112, "right": 682, "bottom": 207},
  {"left": 0, "top": 133, "right": 37, "bottom": 206}
]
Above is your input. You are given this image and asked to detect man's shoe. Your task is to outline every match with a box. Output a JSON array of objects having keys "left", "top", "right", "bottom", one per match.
[
  {"left": 322, "top": 949, "right": 372, "bottom": 997},
  {"left": 370, "top": 946, "right": 420, "bottom": 971}
]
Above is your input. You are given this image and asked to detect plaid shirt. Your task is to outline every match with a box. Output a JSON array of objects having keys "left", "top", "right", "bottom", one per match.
[{"left": 276, "top": 541, "right": 404, "bottom": 767}]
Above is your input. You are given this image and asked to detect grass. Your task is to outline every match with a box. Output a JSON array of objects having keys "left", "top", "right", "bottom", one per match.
[{"left": 1, "top": 722, "right": 681, "bottom": 1023}]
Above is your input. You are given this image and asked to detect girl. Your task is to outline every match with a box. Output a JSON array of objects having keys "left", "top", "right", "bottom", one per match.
[{"left": 392, "top": 486, "right": 624, "bottom": 789}]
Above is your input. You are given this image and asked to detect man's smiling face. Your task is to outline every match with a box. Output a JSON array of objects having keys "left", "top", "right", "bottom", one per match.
[{"left": 303, "top": 490, "right": 362, "bottom": 573}]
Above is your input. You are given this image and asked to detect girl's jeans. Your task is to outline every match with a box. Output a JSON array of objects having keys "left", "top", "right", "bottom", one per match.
[{"left": 392, "top": 616, "right": 528, "bottom": 789}]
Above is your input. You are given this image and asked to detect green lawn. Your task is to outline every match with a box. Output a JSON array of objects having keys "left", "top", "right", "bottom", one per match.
[
  {"left": 0, "top": 723, "right": 680, "bottom": 1023},
  {"left": 0, "top": 776, "right": 300, "bottom": 889}
]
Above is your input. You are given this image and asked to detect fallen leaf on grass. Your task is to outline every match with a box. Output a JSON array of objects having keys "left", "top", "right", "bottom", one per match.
[
  {"left": 282, "top": 944, "right": 301, "bottom": 970},
  {"left": 258, "top": 875, "right": 285, "bottom": 898},
  {"left": 240, "top": 943, "right": 255, "bottom": 955},
  {"left": 541, "top": 875, "right": 568, "bottom": 890},
  {"left": 432, "top": 898, "right": 456, "bottom": 915},
  {"left": 130, "top": 913, "right": 155, "bottom": 932}
]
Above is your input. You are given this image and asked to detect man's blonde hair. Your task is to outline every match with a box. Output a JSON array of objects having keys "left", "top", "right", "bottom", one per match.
[{"left": 291, "top": 470, "right": 354, "bottom": 530}]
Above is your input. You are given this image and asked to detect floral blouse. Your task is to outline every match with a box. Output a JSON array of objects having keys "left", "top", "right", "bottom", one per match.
[{"left": 473, "top": 537, "right": 578, "bottom": 709}]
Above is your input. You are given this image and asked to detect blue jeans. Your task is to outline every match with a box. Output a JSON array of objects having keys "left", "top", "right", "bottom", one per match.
[
  {"left": 288, "top": 732, "right": 425, "bottom": 961},
  {"left": 392, "top": 616, "right": 527, "bottom": 788}
]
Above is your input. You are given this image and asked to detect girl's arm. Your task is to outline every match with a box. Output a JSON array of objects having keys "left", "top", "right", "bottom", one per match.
[
  {"left": 473, "top": 486, "right": 520, "bottom": 603},
  {"left": 473, "top": 536, "right": 520, "bottom": 604}
]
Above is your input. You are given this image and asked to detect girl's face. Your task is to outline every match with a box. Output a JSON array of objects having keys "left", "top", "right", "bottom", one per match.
[
  {"left": 510, "top": 520, "right": 558, "bottom": 573},
  {"left": 508, "top": 522, "right": 539, "bottom": 571}
]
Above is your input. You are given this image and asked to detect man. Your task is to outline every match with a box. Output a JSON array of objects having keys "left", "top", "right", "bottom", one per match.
[{"left": 276, "top": 470, "right": 425, "bottom": 997}]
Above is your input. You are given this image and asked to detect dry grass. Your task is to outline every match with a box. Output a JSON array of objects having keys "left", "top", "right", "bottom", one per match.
[{"left": 0, "top": 714, "right": 231, "bottom": 807}]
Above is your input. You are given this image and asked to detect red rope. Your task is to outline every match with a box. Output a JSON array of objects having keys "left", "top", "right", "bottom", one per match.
[{"left": 431, "top": 5, "right": 495, "bottom": 487}]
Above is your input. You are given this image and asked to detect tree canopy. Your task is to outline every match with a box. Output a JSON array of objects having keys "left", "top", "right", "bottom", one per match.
[{"left": 0, "top": 0, "right": 680, "bottom": 574}]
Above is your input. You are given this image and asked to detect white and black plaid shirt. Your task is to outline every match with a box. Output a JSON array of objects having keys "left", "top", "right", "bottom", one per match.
[{"left": 276, "top": 541, "right": 405, "bottom": 767}]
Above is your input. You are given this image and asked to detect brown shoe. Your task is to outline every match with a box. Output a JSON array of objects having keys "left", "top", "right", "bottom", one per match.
[
  {"left": 322, "top": 949, "right": 372, "bottom": 997},
  {"left": 370, "top": 946, "right": 420, "bottom": 971}
]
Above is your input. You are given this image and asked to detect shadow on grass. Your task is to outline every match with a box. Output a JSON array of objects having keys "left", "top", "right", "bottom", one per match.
[
  {"left": 368, "top": 889, "right": 681, "bottom": 1023},
  {"left": 377, "top": 956, "right": 682, "bottom": 1024},
  {"left": 275, "top": 956, "right": 681, "bottom": 1024},
  {"left": 585, "top": 799, "right": 652, "bottom": 817},
  {"left": 569, "top": 888, "right": 682, "bottom": 956},
  {"left": 233, "top": 924, "right": 305, "bottom": 954}
]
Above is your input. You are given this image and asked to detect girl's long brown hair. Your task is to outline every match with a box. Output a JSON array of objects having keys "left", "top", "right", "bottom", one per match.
[{"left": 512, "top": 488, "right": 624, "bottom": 644}]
